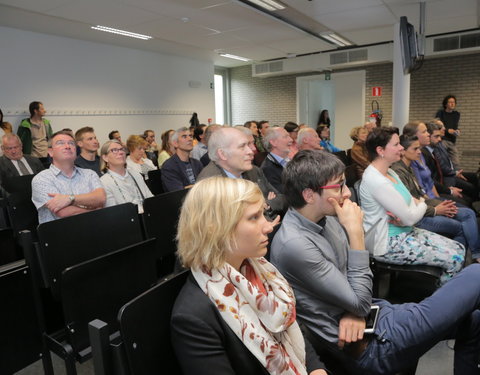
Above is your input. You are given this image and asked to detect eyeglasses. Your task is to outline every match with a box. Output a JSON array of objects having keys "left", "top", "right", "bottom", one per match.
[
  {"left": 3, "top": 145, "right": 21, "bottom": 151},
  {"left": 53, "top": 140, "right": 76, "bottom": 147},
  {"left": 318, "top": 180, "right": 346, "bottom": 194},
  {"left": 109, "top": 147, "right": 127, "bottom": 154}
]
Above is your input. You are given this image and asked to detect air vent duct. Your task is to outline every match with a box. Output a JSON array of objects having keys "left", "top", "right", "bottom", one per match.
[
  {"left": 330, "top": 49, "right": 368, "bottom": 65},
  {"left": 253, "top": 61, "right": 284, "bottom": 75},
  {"left": 433, "top": 32, "right": 480, "bottom": 52},
  {"left": 251, "top": 45, "right": 391, "bottom": 78}
]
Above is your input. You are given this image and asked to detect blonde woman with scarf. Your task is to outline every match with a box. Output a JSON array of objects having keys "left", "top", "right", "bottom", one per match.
[{"left": 171, "top": 177, "right": 327, "bottom": 375}]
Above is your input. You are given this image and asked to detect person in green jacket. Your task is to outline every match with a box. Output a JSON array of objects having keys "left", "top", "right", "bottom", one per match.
[{"left": 17, "top": 101, "right": 53, "bottom": 165}]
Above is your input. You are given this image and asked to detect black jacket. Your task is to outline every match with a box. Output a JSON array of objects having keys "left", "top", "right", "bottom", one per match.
[
  {"left": 171, "top": 273, "right": 326, "bottom": 375},
  {"left": 161, "top": 153, "right": 204, "bottom": 192},
  {"left": 0, "top": 154, "right": 44, "bottom": 186},
  {"left": 260, "top": 153, "right": 285, "bottom": 193}
]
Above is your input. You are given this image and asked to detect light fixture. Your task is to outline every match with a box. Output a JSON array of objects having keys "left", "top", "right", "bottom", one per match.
[
  {"left": 246, "top": 0, "right": 285, "bottom": 11},
  {"left": 320, "top": 32, "right": 353, "bottom": 47},
  {"left": 91, "top": 25, "right": 153, "bottom": 40},
  {"left": 220, "top": 53, "right": 251, "bottom": 62}
]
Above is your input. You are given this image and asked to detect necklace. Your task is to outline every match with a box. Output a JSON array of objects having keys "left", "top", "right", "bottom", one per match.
[{"left": 107, "top": 170, "right": 144, "bottom": 204}]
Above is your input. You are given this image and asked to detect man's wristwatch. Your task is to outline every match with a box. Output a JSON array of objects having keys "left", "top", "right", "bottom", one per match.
[{"left": 68, "top": 194, "right": 75, "bottom": 205}]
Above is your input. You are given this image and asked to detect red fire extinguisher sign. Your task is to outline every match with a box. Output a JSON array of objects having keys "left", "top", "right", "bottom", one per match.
[{"left": 372, "top": 87, "right": 382, "bottom": 97}]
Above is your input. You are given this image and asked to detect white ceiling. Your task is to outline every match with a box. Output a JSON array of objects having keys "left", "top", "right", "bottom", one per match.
[{"left": 0, "top": 0, "right": 478, "bottom": 67}]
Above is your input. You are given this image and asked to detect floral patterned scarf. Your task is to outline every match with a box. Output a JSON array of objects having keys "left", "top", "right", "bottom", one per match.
[{"left": 192, "top": 257, "right": 307, "bottom": 375}]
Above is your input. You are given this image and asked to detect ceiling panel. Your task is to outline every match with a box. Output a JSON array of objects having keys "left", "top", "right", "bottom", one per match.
[
  {"left": 0, "top": 0, "right": 73, "bottom": 12},
  {"left": 266, "top": 37, "right": 332, "bottom": 55},
  {"left": 122, "top": 0, "right": 231, "bottom": 12},
  {"left": 282, "top": 0, "right": 382, "bottom": 16},
  {"left": 188, "top": 2, "right": 279, "bottom": 32},
  {"left": 133, "top": 16, "right": 214, "bottom": 38},
  {"left": 46, "top": 0, "right": 161, "bottom": 27},
  {"left": 318, "top": 6, "right": 397, "bottom": 32},
  {"left": 0, "top": 0, "right": 478, "bottom": 67},
  {"left": 227, "top": 23, "right": 310, "bottom": 44},
  {"left": 183, "top": 32, "right": 253, "bottom": 51},
  {"left": 343, "top": 26, "right": 395, "bottom": 45}
]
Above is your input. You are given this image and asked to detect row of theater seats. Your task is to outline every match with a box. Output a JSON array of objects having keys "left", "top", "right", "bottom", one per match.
[{"left": 0, "top": 174, "right": 189, "bottom": 375}]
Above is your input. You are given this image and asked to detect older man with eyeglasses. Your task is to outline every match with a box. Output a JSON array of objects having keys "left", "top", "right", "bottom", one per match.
[
  {"left": 32, "top": 130, "right": 106, "bottom": 223},
  {"left": 0, "top": 133, "right": 44, "bottom": 186}
]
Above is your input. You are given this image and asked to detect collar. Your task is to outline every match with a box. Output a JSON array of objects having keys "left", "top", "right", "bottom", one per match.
[
  {"left": 269, "top": 152, "right": 287, "bottom": 166},
  {"left": 288, "top": 208, "right": 326, "bottom": 235},
  {"left": 425, "top": 145, "right": 435, "bottom": 154},
  {"left": 49, "top": 163, "right": 79, "bottom": 178},
  {"left": 223, "top": 168, "right": 242, "bottom": 179},
  {"left": 108, "top": 169, "right": 129, "bottom": 180}
]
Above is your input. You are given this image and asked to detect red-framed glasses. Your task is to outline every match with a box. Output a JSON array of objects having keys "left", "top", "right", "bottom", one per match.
[{"left": 318, "top": 180, "right": 346, "bottom": 193}]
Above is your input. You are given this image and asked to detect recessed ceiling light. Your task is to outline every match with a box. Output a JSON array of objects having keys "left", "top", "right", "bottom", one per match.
[
  {"left": 319, "top": 32, "right": 353, "bottom": 47},
  {"left": 246, "top": 0, "right": 285, "bottom": 11},
  {"left": 220, "top": 53, "right": 251, "bottom": 62},
  {"left": 91, "top": 25, "right": 153, "bottom": 40}
]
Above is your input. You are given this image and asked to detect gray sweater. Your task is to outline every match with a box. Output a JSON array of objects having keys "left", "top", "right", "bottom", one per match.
[{"left": 270, "top": 208, "right": 373, "bottom": 345}]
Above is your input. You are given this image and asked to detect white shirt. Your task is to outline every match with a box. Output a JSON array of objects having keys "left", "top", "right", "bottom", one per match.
[
  {"left": 359, "top": 164, "right": 426, "bottom": 256},
  {"left": 11, "top": 157, "right": 34, "bottom": 175}
]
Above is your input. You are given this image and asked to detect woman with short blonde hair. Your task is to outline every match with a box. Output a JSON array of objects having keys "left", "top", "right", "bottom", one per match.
[
  {"left": 172, "top": 177, "right": 327, "bottom": 375},
  {"left": 126, "top": 134, "right": 156, "bottom": 178},
  {"left": 349, "top": 126, "right": 370, "bottom": 179}
]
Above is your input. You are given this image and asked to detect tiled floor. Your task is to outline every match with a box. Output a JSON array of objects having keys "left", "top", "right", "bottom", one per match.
[{"left": 16, "top": 341, "right": 455, "bottom": 375}]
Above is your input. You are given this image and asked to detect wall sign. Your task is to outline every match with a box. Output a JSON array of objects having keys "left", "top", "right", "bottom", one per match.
[{"left": 372, "top": 87, "right": 382, "bottom": 97}]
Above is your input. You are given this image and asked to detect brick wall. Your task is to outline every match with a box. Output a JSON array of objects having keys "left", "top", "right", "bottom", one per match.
[
  {"left": 230, "top": 66, "right": 298, "bottom": 126},
  {"left": 410, "top": 54, "right": 480, "bottom": 171},
  {"left": 230, "top": 52, "right": 480, "bottom": 171}
]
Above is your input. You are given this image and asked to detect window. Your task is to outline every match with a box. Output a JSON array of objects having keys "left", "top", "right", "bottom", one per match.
[
  {"left": 214, "top": 74, "right": 224, "bottom": 124},
  {"left": 214, "top": 67, "right": 230, "bottom": 125}
]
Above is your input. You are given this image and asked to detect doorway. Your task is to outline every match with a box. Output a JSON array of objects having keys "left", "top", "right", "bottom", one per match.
[{"left": 296, "top": 70, "right": 365, "bottom": 150}]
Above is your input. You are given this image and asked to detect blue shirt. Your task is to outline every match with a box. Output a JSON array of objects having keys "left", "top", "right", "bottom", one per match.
[
  {"left": 411, "top": 154, "right": 436, "bottom": 199},
  {"left": 320, "top": 139, "right": 341, "bottom": 153},
  {"left": 270, "top": 152, "right": 288, "bottom": 167},
  {"left": 388, "top": 175, "right": 413, "bottom": 237},
  {"left": 223, "top": 169, "right": 242, "bottom": 179}
]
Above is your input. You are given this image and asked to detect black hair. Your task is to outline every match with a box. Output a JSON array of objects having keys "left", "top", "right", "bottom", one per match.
[
  {"left": 29, "top": 101, "right": 42, "bottom": 117},
  {"left": 399, "top": 134, "right": 418, "bottom": 150},
  {"left": 284, "top": 122, "right": 299, "bottom": 133},
  {"left": 317, "top": 109, "right": 330, "bottom": 126},
  {"left": 193, "top": 124, "right": 207, "bottom": 141},
  {"left": 283, "top": 150, "right": 345, "bottom": 209},
  {"left": 365, "top": 127, "right": 398, "bottom": 161},
  {"left": 426, "top": 121, "right": 442, "bottom": 135},
  {"left": 108, "top": 130, "right": 119, "bottom": 140},
  {"left": 442, "top": 95, "right": 456, "bottom": 110},
  {"left": 258, "top": 120, "right": 269, "bottom": 130}
]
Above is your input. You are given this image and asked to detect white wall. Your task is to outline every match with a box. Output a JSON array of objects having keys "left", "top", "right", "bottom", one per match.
[
  {"left": 0, "top": 26, "right": 215, "bottom": 144},
  {"left": 331, "top": 71, "right": 365, "bottom": 150}
]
